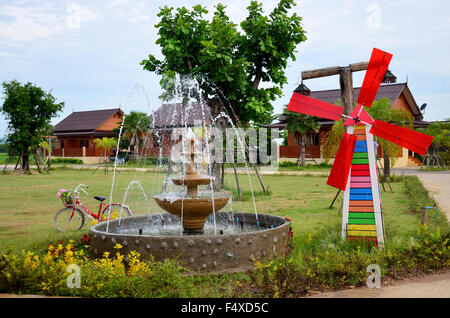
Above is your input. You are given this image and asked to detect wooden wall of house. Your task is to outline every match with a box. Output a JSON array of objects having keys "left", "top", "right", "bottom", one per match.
[
  {"left": 142, "top": 132, "right": 174, "bottom": 157},
  {"left": 96, "top": 112, "right": 122, "bottom": 131},
  {"left": 53, "top": 137, "right": 101, "bottom": 156},
  {"left": 391, "top": 93, "right": 413, "bottom": 115}
]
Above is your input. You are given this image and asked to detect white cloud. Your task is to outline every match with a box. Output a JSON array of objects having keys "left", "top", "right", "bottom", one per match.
[
  {"left": 0, "top": 3, "right": 65, "bottom": 42},
  {"left": 0, "top": 2, "right": 98, "bottom": 43},
  {"left": 106, "top": 0, "right": 151, "bottom": 24}
]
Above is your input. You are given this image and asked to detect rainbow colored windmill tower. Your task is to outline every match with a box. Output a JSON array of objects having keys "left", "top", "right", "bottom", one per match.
[{"left": 287, "top": 48, "right": 434, "bottom": 247}]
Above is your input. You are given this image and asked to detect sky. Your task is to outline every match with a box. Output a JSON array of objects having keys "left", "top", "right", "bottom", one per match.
[{"left": 0, "top": 0, "right": 449, "bottom": 138}]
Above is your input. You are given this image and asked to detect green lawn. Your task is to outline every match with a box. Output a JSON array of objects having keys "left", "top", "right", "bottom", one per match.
[{"left": 0, "top": 167, "right": 433, "bottom": 252}]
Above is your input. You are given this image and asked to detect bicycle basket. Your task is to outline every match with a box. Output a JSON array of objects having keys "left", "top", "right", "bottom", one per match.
[{"left": 61, "top": 191, "right": 74, "bottom": 207}]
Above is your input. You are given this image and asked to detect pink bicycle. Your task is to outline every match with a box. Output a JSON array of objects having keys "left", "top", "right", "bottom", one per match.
[{"left": 54, "top": 184, "right": 132, "bottom": 232}]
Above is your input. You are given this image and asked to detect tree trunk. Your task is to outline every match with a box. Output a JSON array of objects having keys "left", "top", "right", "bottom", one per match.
[
  {"left": 22, "top": 152, "right": 30, "bottom": 172},
  {"left": 300, "top": 134, "right": 306, "bottom": 167},
  {"left": 383, "top": 149, "right": 390, "bottom": 181},
  {"left": 48, "top": 137, "right": 52, "bottom": 169}
]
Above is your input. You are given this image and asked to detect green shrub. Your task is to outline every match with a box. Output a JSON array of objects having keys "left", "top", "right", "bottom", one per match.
[
  {"left": 278, "top": 161, "right": 331, "bottom": 168},
  {"left": 127, "top": 157, "right": 169, "bottom": 166},
  {"left": 51, "top": 158, "right": 83, "bottom": 164}
]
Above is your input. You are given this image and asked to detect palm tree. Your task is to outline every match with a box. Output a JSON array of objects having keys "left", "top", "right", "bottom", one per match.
[
  {"left": 122, "top": 112, "right": 150, "bottom": 159},
  {"left": 93, "top": 137, "right": 117, "bottom": 173},
  {"left": 282, "top": 106, "right": 320, "bottom": 166}
]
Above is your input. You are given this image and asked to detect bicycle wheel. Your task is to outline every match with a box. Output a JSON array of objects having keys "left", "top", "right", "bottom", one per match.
[
  {"left": 102, "top": 203, "right": 132, "bottom": 219},
  {"left": 54, "top": 207, "right": 85, "bottom": 232}
]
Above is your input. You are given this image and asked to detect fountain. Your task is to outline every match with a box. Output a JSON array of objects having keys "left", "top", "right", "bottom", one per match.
[
  {"left": 88, "top": 76, "right": 291, "bottom": 273},
  {"left": 153, "top": 133, "right": 230, "bottom": 235}
]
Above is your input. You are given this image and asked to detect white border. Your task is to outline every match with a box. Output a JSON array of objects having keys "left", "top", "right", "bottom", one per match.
[{"left": 365, "top": 125, "right": 385, "bottom": 246}]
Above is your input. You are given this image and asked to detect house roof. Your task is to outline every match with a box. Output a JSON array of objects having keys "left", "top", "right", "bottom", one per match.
[
  {"left": 54, "top": 108, "right": 123, "bottom": 135},
  {"left": 150, "top": 102, "right": 211, "bottom": 129},
  {"left": 310, "top": 82, "right": 405, "bottom": 106}
]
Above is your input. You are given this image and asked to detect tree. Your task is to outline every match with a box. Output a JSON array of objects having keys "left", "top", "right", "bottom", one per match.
[
  {"left": 93, "top": 137, "right": 117, "bottom": 173},
  {"left": 418, "top": 119, "right": 450, "bottom": 168},
  {"left": 142, "top": 1, "right": 305, "bottom": 124},
  {"left": 282, "top": 106, "right": 320, "bottom": 166},
  {"left": 1, "top": 80, "right": 64, "bottom": 173},
  {"left": 141, "top": 0, "right": 306, "bottom": 188},
  {"left": 122, "top": 111, "right": 150, "bottom": 159}
]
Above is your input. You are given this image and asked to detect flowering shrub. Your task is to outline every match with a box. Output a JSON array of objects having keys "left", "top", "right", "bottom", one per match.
[{"left": 0, "top": 236, "right": 196, "bottom": 297}]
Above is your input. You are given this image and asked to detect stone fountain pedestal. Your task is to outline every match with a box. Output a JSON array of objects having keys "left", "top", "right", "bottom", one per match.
[{"left": 154, "top": 137, "right": 230, "bottom": 234}]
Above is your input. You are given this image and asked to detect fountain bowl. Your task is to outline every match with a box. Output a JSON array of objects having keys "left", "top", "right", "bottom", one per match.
[
  {"left": 88, "top": 212, "right": 292, "bottom": 273},
  {"left": 153, "top": 192, "right": 231, "bottom": 233}
]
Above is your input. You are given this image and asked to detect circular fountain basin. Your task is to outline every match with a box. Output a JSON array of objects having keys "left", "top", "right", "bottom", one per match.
[{"left": 88, "top": 212, "right": 291, "bottom": 273}]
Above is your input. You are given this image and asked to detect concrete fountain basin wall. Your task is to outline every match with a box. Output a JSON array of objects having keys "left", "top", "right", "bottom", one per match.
[{"left": 88, "top": 212, "right": 291, "bottom": 273}]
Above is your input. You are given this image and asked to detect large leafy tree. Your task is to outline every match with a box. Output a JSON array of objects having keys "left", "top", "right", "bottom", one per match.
[
  {"left": 282, "top": 106, "right": 320, "bottom": 166},
  {"left": 1, "top": 80, "right": 64, "bottom": 172},
  {"left": 141, "top": 0, "right": 306, "bottom": 125}
]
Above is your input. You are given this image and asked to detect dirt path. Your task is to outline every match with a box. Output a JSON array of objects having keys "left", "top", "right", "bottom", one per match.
[
  {"left": 393, "top": 168, "right": 450, "bottom": 222},
  {"left": 415, "top": 173, "right": 450, "bottom": 222},
  {"left": 310, "top": 270, "right": 450, "bottom": 298}
]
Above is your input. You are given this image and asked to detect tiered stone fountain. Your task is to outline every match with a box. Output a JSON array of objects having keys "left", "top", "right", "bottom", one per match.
[{"left": 153, "top": 136, "right": 230, "bottom": 234}]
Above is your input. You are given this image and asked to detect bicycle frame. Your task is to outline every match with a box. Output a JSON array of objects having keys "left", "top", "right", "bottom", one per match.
[
  {"left": 73, "top": 196, "right": 104, "bottom": 220},
  {"left": 66, "top": 184, "right": 118, "bottom": 221}
]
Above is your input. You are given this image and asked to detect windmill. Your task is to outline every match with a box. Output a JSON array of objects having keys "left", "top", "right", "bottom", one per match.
[{"left": 287, "top": 48, "right": 434, "bottom": 247}]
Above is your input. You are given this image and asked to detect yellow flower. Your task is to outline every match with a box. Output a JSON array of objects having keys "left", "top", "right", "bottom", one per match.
[
  {"left": 91, "top": 219, "right": 98, "bottom": 226},
  {"left": 113, "top": 243, "right": 123, "bottom": 249}
]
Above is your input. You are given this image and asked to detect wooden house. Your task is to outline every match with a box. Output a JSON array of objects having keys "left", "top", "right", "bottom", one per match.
[{"left": 52, "top": 108, "right": 123, "bottom": 163}]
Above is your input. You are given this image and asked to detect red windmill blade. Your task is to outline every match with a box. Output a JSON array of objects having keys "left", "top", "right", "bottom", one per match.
[
  {"left": 370, "top": 120, "right": 433, "bottom": 156},
  {"left": 357, "top": 48, "right": 393, "bottom": 108},
  {"left": 327, "top": 132, "right": 357, "bottom": 190},
  {"left": 287, "top": 93, "right": 344, "bottom": 121}
]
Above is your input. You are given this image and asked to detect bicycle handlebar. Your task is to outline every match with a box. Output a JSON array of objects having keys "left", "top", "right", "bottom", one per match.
[{"left": 73, "top": 184, "right": 89, "bottom": 196}]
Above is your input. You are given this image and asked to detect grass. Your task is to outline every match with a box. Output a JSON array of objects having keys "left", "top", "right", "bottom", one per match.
[
  {"left": 0, "top": 167, "right": 448, "bottom": 297},
  {"left": 0, "top": 167, "right": 441, "bottom": 252}
]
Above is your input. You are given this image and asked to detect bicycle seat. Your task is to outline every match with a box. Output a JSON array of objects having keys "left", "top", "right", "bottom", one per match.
[{"left": 94, "top": 196, "right": 107, "bottom": 202}]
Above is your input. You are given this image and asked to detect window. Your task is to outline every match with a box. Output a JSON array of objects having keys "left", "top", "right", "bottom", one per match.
[
  {"left": 80, "top": 140, "right": 89, "bottom": 148},
  {"left": 60, "top": 140, "right": 65, "bottom": 149}
]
